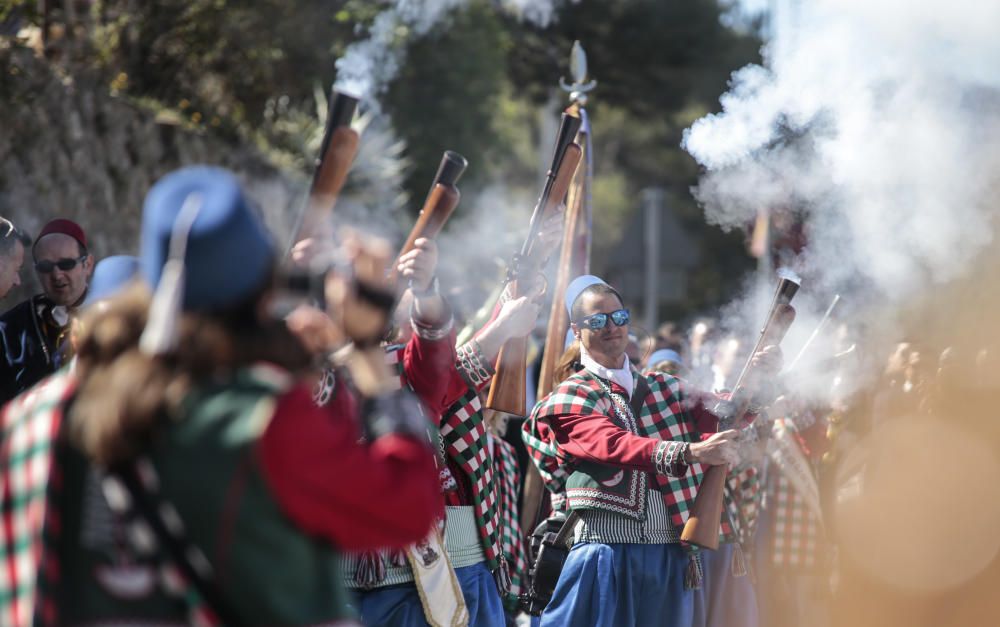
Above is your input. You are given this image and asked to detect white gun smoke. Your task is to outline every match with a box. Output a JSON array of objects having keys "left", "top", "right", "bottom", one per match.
[
  {"left": 683, "top": 0, "right": 1000, "bottom": 392},
  {"left": 685, "top": 0, "right": 1000, "bottom": 300},
  {"left": 683, "top": 0, "right": 1000, "bottom": 600},
  {"left": 335, "top": 0, "right": 560, "bottom": 107}
]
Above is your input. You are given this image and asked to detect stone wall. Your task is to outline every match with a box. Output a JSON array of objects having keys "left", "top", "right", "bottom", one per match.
[{"left": 0, "top": 43, "right": 306, "bottom": 305}]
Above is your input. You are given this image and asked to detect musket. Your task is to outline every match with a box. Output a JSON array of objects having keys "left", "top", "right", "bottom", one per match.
[
  {"left": 388, "top": 150, "right": 468, "bottom": 285},
  {"left": 292, "top": 89, "right": 360, "bottom": 244},
  {"left": 681, "top": 272, "right": 800, "bottom": 549},
  {"left": 536, "top": 41, "right": 596, "bottom": 401},
  {"left": 522, "top": 41, "right": 596, "bottom": 534},
  {"left": 485, "top": 111, "right": 583, "bottom": 416}
]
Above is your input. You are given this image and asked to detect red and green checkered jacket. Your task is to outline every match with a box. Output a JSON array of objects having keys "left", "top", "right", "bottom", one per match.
[
  {"left": 492, "top": 436, "right": 527, "bottom": 611},
  {"left": 767, "top": 417, "right": 828, "bottom": 570},
  {"left": 769, "top": 472, "right": 824, "bottom": 569},
  {"left": 384, "top": 340, "right": 507, "bottom": 580},
  {"left": 0, "top": 369, "right": 75, "bottom": 627},
  {"left": 724, "top": 465, "right": 761, "bottom": 545},
  {"left": 524, "top": 368, "right": 708, "bottom": 528},
  {"left": 437, "top": 375, "right": 503, "bottom": 574}
]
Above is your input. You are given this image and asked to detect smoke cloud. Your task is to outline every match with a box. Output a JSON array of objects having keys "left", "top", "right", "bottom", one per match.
[
  {"left": 684, "top": 0, "right": 1000, "bottom": 305},
  {"left": 335, "top": 0, "right": 560, "bottom": 107},
  {"left": 683, "top": 0, "right": 1000, "bottom": 611}
]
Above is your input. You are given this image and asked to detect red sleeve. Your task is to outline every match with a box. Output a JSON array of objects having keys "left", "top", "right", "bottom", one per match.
[
  {"left": 544, "top": 390, "right": 659, "bottom": 472},
  {"left": 257, "top": 384, "right": 443, "bottom": 551},
  {"left": 402, "top": 328, "right": 467, "bottom": 416}
]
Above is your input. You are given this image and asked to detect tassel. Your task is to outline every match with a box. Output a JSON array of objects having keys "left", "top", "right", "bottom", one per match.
[
  {"left": 354, "top": 551, "right": 386, "bottom": 590},
  {"left": 731, "top": 542, "right": 748, "bottom": 578},
  {"left": 493, "top": 554, "right": 512, "bottom": 594},
  {"left": 140, "top": 259, "right": 185, "bottom": 355},
  {"left": 139, "top": 193, "right": 202, "bottom": 356},
  {"left": 389, "top": 549, "right": 409, "bottom": 568},
  {"left": 684, "top": 552, "right": 703, "bottom": 590}
]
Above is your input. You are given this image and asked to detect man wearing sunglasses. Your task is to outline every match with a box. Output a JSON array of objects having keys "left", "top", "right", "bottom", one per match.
[
  {"left": 0, "top": 218, "right": 94, "bottom": 404},
  {"left": 523, "top": 275, "right": 782, "bottom": 627}
]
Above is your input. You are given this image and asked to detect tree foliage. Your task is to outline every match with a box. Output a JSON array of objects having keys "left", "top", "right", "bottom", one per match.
[{"left": 1, "top": 0, "right": 763, "bottom": 317}]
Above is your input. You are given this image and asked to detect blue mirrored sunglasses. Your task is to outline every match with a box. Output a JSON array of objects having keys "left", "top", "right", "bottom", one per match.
[{"left": 576, "top": 308, "right": 630, "bottom": 331}]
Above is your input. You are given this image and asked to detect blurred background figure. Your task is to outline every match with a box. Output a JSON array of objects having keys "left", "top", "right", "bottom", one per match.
[
  {"left": 0, "top": 218, "right": 93, "bottom": 403},
  {"left": 711, "top": 334, "right": 742, "bottom": 393},
  {"left": 0, "top": 217, "right": 30, "bottom": 302},
  {"left": 646, "top": 347, "right": 685, "bottom": 377}
]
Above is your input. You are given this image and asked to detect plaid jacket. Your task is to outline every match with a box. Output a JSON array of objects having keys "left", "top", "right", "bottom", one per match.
[
  {"left": 438, "top": 373, "right": 503, "bottom": 573},
  {"left": 524, "top": 368, "right": 705, "bottom": 528},
  {"left": 0, "top": 369, "right": 75, "bottom": 627},
  {"left": 770, "top": 473, "right": 824, "bottom": 569},
  {"left": 492, "top": 436, "right": 527, "bottom": 610},
  {"left": 768, "top": 419, "right": 827, "bottom": 570},
  {"left": 384, "top": 341, "right": 506, "bottom": 577},
  {"left": 724, "top": 465, "right": 761, "bottom": 545}
]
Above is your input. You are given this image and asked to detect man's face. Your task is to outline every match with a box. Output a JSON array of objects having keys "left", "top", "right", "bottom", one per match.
[
  {"left": 33, "top": 233, "right": 93, "bottom": 306},
  {"left": 0, "top": 240, "right": 25, "bottom": 300},
  {"left": 574, "top": 291, "right": 629, "bottom": 362}
]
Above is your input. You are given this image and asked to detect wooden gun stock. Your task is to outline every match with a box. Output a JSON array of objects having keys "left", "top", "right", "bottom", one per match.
[
  {"left": 681, "top": 295, "right": 798, "bottom": 550},
  {"left": 486, "top": 142, "right": 582, "bottom": 416},
  {"left": 389, "top": 151, "right": 468, "bottom": 284},
  {"left": 296, "top": 91, "right": 360, "bottom": 242},
  {"left": 536, "top": 164, "right": 587, "bottom": 399}
]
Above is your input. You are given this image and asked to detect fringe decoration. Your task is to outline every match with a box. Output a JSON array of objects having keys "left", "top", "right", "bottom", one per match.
[
  {"left": 731, "top": 542, "right": 748, "bottom": 578},
  {"left": 493, "top": 554, "right": 512, "bottom": 594},
  {"left": 354, "top": 551, "right": 386, "bottom": 590},
  {"left": 389, "top": 549, "right": 409, "bottom": 568},
  {"left": 684, "top": 552, "right": 703, "bottom": 590}
]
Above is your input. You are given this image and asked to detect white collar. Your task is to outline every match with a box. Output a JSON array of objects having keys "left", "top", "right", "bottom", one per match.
[{"left": 580, "top": 346, "right": 634, "bottom": 397}]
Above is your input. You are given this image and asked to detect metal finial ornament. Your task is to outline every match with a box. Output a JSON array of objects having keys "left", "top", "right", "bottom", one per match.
[{"left": 559, "top": 40, "right": 597, "bottom": 105}]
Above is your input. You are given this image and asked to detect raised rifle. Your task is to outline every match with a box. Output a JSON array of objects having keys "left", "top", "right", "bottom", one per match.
[
  {"left": 388, "top": 150, "right": 468, "bottom": 285},
  {"left": 680, "top": 273, "right": 800, "bottom": 549},
  {"left": 521, "top": 41, "right": 597, "bottom": 536},
  {"left": 485, "top": 111, "right": 583, "bottom": 416},
  {"left": 293, "top": 90, "right": 360, "bottom": 243}
]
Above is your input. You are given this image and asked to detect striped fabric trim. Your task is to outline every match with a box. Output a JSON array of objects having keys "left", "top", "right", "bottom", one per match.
[
  {"left": 573, "top": 490, "right": 681, "bottom": 545},
  {"left": 342, "top": 507, "right": 486, "bottom": 588}
]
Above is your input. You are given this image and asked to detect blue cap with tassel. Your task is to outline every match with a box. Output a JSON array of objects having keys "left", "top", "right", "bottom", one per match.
[{"left": 139, "top": 166, "right": 274, "bottom": 355}]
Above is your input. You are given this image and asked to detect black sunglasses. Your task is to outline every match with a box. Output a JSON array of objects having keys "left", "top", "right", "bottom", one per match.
[
  {"left": 575, "top": 308, "right": 630, "bottom": 331},
  {"left": 35, "top": 255, "right": 87, "bottom": 274}
]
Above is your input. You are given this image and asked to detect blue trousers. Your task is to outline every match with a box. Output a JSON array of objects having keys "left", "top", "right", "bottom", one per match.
[
  {"left": 539, "top": 542, "right": 694, "bottom": 627},
  {"left": 693, "top": 543, "right": 759, "bottom": 627},
  {"left": 352, "top": 562, "right": 505, "bottom": 626}
]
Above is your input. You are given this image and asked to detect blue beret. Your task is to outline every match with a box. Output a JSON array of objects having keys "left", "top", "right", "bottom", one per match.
[
  {"left": 141, "top": 166, "right": 274, "bottom": 311},
  {"left": 564, "top": 274, "right": 607, "bottom": 318},
  {"left": 647, "top": 349, "right": 684, "bottom": 368},
  {"left": 84, "top": 255, "right": 141, "bottom": 307}
]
